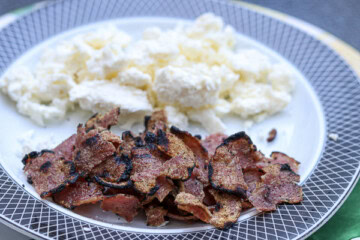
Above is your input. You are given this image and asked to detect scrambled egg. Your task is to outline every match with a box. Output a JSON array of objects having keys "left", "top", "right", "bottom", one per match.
[{"left": 0, "top": 13, "right": 295, "bottom": 132}]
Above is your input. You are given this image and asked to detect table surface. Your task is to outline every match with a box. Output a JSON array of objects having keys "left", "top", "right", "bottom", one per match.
[{"left": 0, "top": 1, "right": 359, "bottom": 239}]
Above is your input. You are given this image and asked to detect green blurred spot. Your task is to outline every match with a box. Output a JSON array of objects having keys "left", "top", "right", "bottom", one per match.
[
  {"left": 309, "top": 181, "right": 360, "bottom": 240},
  {"left": 12, "top": 5, "right": 34, "bottom": 16}
]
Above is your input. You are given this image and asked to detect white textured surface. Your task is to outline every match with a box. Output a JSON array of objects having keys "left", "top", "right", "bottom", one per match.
[{"left": 1, "top": 13, "right": 295, "bottom": 132}]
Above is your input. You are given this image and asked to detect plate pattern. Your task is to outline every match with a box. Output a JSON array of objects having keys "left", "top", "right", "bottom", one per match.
[{"left": 0, "top": 0, "right": 360, "bottom": 239}]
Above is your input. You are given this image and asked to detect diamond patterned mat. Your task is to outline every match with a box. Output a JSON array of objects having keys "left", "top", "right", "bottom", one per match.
[{"left": 0, "top": 0, "right": 359, "bottom": 239}]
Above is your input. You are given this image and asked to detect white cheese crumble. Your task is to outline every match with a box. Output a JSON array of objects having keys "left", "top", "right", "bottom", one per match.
[
  {"left": 328, "top": 133, "right": 339, "bottom": 142},
  {"left": 0, "top": 13, "right": 296, "bottom": 132},
  {"left": 16, "top": 130, "right": 56, "bottom": 158}
]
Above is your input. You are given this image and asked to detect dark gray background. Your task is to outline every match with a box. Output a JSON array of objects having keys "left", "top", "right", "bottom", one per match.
[{"left": 0, "top": 0, "right": 359, "bottom": 50}]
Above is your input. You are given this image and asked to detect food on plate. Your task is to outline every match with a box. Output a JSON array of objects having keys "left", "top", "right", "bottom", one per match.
[
  {"left": 1, "top": 13, "right": 295, "bottom": 132},
  {"left": 267, "top": 128, "right": 277, "bottom": 142},
  {"left": 23, "top": 108, "right": 303, "bottom": 229}
]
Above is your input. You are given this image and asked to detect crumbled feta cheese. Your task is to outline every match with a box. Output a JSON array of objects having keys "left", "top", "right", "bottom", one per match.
[
  {"left": 86, "top": 44, "right": 129, "bottom": 80},
  {"left": 328, "top": 133, "right": 339, "bottom": 141},
  {"left": 82, "top": 227, "right": 92, "bottom": 232},
  {"left": 0, "top": 13, "right": 296, "bottom": 133},
  {"left": 268, "top": 63, "right": 295, "bottom": 92},
  {"left": 115, "top": 67, "right": 151, "bottom": 88},
  {"left": 17, "top": 130, "right": 56, "bottom": 157},
  {"left": 69, "top": 80, "right": 152, "bottom": 117},
  {"left": 154, "top": 65, "right": 220, "bottom": 109},
  {"left": 188, "top": 108, "right": 226, "bottom": 134},
  {"left": 164, "top": 106, "right": 188, "bottom": 129},
  {"left": 229, "top": 49, "right": 272, "bottom": 82},
  {"left": 231, "top": 82, "right": 291, "bottom": 120}
]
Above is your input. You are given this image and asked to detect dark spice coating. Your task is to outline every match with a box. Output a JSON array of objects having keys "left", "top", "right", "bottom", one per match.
[
  {"left": 85, "top": 135, "right": 99, "bottom": 146},
  {"left": 156, "top": 129, "right": 168, "bottom": 148},
  {"left": 39, "top": 161, "right": 52, "bottom": 172}
]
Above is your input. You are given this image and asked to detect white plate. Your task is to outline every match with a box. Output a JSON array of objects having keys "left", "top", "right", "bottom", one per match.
[{"left": 0, "top": 1, "right": 359, "bottom": 239}]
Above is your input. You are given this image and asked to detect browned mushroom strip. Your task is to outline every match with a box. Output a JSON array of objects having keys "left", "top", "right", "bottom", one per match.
[
  {"left": 175, "top": 192, "right": 212, "bottom": 223},
  {"left": 145, "top": 206, "right": 168, "bottom": 227},
  {"left": 53, "top": 178, "right": 103, "bottom": 209},
  {"left": 209, "top": 189, "right": 242, "bottom": 229},
  {"left": 100, "top": 194, "right": 141, "bottom": 222}
]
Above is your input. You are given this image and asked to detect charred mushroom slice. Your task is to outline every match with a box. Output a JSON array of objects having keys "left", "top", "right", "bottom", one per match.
[
  {"left": 267, "top": 128, "right": 277, "bottom": 142},
  {"left": 53, "top": 134, "right": 77, "bottom": 161},
  {"left": 158, "top": 132, "right": 196, "bottom": 181},
  {"left": 255, "top": 151, "right": 300, "bottom": 173},
  {"left": 243, "top": 169, "right": 263, "bottom": 194},
  {"left": 209, "top": 132, "right": 258, "bottom": 197},
  {"left": 24, "top": 151, "right": 78, "bottom": 198},
  {"left": 53, "top": 178, "right": 104, "bottom": 209},
  {"left": 270, "top": 152, "right": 300, "bottom": 173},
  {"left": 85, "top": 107, "right": 120, "bottom": 131},
  {"left": 145, "top": 206, "right": 168, "bottom": 227},
  {"left": 201, "top": 133, "right": 228, "bottom": 157},
  {"left": 161, "top": 155, "right": 195, "bottom": 181},
  {"left": 91, "top": 154, "right": 132, "bottom": 183},
  {"left": 248, "top": 164, "right": 302, "bottom": 212},
  {"left": 73, "top": 126, "right": 119, "bottom": 176},
  {"left": 209, "top": 189, "right": 242, "bottom": 229},
  {"left": 145, "top": 110, "right": 168, "bottom": 133},
  {"left": 175, "top": 192, "right": 212, "bottom": 223},
  {"left": 154, "top": 176, "right": 174, "bottom": 203},
  {"left": 170, "top": 126, "right": 209, "bottom": 184},
  {"left": 120, "top": 131, "right": 142, "bottom": 155},
  {"left": 179, "top": 176, "right": 205, "bottom": 202},
  {"left": 101, "top": 194, "right": 141, "bottom": 222},
  {"left": 130, "top": 147, "right": 164, "bottom": 194},
  {"left": 170, "top": 126, "right": 209, "bottom": 165}
]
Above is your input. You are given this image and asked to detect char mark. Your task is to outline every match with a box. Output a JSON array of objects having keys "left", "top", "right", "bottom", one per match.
[
  {"left": 85, "top": 134, "right": 99, "bottom": 146},
  {"left": 218, "top": 132, "right": 254, "bottom": 149},
  {"left": 115, "top": 154, "right": 133, "bottom": 181},
  {"left": 144, "top": 132, "right": 157, "bottom": 144},
  {"left": 89, "top": 112, "right": 99, "bottom": 120},
  {"left": 121, "top": 131, "right": 134, "bottom": 140},
  {"left": 144, "top": 115, "right": 151, "bottom": 130},
  {"left": 280, "top": 163, "right": 297, "bottom": 174},
  {"left": 40, "top": 173, "right": 79, "bottom": 198},
  {"left": 39, "top": 161, "right": 52, "bottom": 172},
  {"left": 156, "top": 129, "right": 168, "bottom": 147},
  {"left": 64, "top": 161, "right": 77, "bottom": 175},
  {"left": 94, "top": 177, "right": 133, "bottom": 189},
  {"left": 27, "top": 176, "right": 33, "bottom": 184}
]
